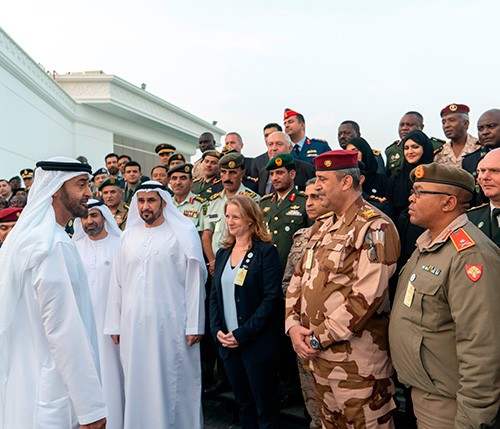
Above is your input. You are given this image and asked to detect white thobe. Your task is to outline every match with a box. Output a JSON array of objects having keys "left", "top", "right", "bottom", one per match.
[
  {"left": 0, "top": 226, "right": 107, "bottom": 428},
  {"left": 104, "top": 221, "right": 205, "bottom": 429},
  {"left": 75, "top": 234, "right": 124, "bottom": 429}
]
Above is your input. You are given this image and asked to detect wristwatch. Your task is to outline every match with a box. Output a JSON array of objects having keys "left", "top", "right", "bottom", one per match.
[{"left": 309, "top": 332, "right": 322, "bottom": 351}]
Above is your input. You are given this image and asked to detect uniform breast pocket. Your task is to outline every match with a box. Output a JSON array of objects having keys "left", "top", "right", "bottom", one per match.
[
  {"left": 321, "top": 243, "right": 345, "bottom": 274},
  {"left": 408, "top": 276, "right": 445, "bottom": 330}
]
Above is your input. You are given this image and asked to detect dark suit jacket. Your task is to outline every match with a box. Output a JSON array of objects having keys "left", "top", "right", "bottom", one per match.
[
  {"left": 467, "top": 204, "right": 500, "bottom": 247},
  {"left": 210, "top": 240, "right": 283, "bottom": 363},
  {"left": 248, "top": 152, "right": 269, "bottom": 178},
  {"left": 257, "top": 159, "right": 315, "bottom": 196}
]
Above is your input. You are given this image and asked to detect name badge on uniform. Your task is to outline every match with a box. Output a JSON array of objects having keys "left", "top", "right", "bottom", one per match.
[
  {"left": 404, "top": 281, "right": 415, "bottom": 307},
  {"left": 305, "top": 248, "right": 314, "bottom": 270},
  {"left": 234, "top": 268, "right": 247, "bottom": 286}
]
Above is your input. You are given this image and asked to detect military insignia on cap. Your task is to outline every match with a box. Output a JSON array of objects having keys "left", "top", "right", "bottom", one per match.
[
  {"left": 324, "top": 160, "right": 332, "bottom": 167},
  {"left": 275, "top": 158, "right": 283, "bottom": 167},
  {"left": 466, "top": 264, "right": 482, "bottom": 282},
  {"left": 449, "top": 104, "right": 458, "bottom": 111},
  {"left": 177, "top": 154, "right": 182, "bottom": 159},
  {"left": 228, "top": 161, "right": 235, "bottom": 168},
  {"left": 184, "top": 166, "right": 190, "bottom": 172},
  {"left": 16, "top": 212, "right": 21, "bottom": 218},
  {"left": 215, "top": 151, "right": 220, "bottom": 156},
  {"left": 415, "top": 165, "right": 425, "bottom": 179},
  {"left": 110, "top": 177, "right": 116, "bottom": 184}
]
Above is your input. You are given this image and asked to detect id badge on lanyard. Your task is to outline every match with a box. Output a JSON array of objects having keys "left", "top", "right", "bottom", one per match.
[{"left": 234, "top": 248, "right": 254, "bottom": 286}]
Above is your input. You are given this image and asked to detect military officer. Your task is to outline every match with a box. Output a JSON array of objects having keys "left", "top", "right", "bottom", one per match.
[
  {"left": 467, "top": 148, "right": 500, "bottom": 246},
  {"left": 286, "top": 150, "right": 400, "bottom": 428},
  {"left": 191, "top": 150, "right": 224, "bottom": 199},
  {"left": 0, "top": 207, "right": 23, "bottom": 248},
  {"left": 283, "top": 108, "right": 331, "bottom": 164},
  {"left": 389, "top": 163, "right": 500, "bottom": 428},
  {"left": 221, "top": 145, "right": 259, "bottom": 192},
  {"left": 385, "top": 111, "right": 445, "bottom": 176},
  {"left": 99, "top": 177, "right": 129, "bottom": 230},
  {"left": 155, "top": 143, "right": 176, "bottom": 168},
  {"left": 193, "top": 132, "right": 217, "bottom": 180},
  {"left": 168, "top": 153, "right": 186, "bottom": 168},
  {"left": 19, "top": 168, "right": 34, "bottom": 190},
  {"left": 168, "top": 163, "right": 207, "bottom": 231},
  {"left": 259, "top": 153, "right": 312, "bottom": 270},
  {"left": 200, "top": 152, "right": 259, "bottom": 276}
]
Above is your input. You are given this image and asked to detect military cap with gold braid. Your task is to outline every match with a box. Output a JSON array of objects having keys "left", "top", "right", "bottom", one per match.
[
  {"left": 410, "top": 163, "right": 475, "bottom": 193},
  {"left": 167, "top": 163, "right": 193, "bottom": 177},
  {"left": 202, "top": 149, "right": 222, "bottom": 160},
  {"left": 168, "top": 153, "right": 186, "bottom": 165},
  {"left": 265, "top": 153, "right": 296, "bottom": 171},
  {"left": 98, "top": 177, "right": 124, "bottom": 191},
  {"left": 155, "top": 143, "right": 176, "bottom": 155},
  {"left": 219, "top": 152, "right": 244, "bottom": 169},
  {"left": 20, "top": 169, "right": 34, "bottom": 179}
]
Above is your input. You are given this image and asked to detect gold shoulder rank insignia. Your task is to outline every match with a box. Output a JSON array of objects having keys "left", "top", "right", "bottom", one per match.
[
  {"left": 433, "top": 146, "right": 444, "bottom": 155},
  {"left": 467, "top": 203, "right": 488, "bottom": 212},
  {"left": 362, "top": 209, "right": 376, "bottom": 218},
  {"left": 372, "top": 149, "right": 381, "bottom": 156},
  {"left": 263, "top": 206, "right": 271, "bottom": 212},
  {"left": 195, "top": 196, "right": 207, "bottom": 203},
  {"left": 124, "top": 203, "right": 130, "bottom": 210},
  {"left": 244, "top": 190, "right": 256, "bottom": 197},
  {"left": 210, "top": 192, "right": 222, "bottom": 201},
  {"left": 260, "top": 193, "right": 273, "bottom": 201},
  {"left": 449, "top": 228, "right": 476, "bottom": 252},
  {"left": 193, "top": 177, "right": 202, "bottom": 183}
]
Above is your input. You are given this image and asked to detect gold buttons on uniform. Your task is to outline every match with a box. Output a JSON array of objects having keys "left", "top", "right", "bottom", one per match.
[
  {"left": 291, "top": 220, "right": 294, "bottom": 223},
  {"left": 274, "top": 216, "right": 278, "bottom": 221},
  {"left": 273, "top": 230, "right": 278, "bottom": 235}
]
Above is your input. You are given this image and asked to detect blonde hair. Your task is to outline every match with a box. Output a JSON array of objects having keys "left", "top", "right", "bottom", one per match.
[{"left": 221, "top": 195, "right": 272, "bottom": 248}]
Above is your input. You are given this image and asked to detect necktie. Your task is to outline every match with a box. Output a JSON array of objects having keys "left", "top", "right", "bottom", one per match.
[
  {"left": 492, "top": 208, "right": 500, "bottom": 237},
  {"left": 294, "top": 144, "right": 300, "bottom": 155}
]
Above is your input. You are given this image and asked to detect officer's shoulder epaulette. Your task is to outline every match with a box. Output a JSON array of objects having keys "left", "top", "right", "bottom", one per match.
[
  {"left": 209, "top": 191, "right": 222, "bottom": 201},
  {"left": 368, "top": 195, "right": 388, "bottom": 203},
  {"left": 193, "top": 177, "right": 203, "bottom": 183},
  {"left": 244, "top": 190, "right": 257, "bottom": 198},
  {"left": 245, "top": 176, "right": 258, "bottom": 183},
  {"left": 123, "top": 203, "right": 130, "bottom": 210},
  {"left": 260, "top": 193, "right": 274, "bottom": 201},
  {"left": 430, "top": 136, "right": 446, "bottom": 144},
  {"left": 195, "top": 195, "right": 207, "bottom": 203},
  {"left": 467, "top": 203, "right": 488, "bottom": 212},
  {"left": 449, "top": 228, "right": 476, "bottom": 252},
  {"left": 310, "top": 138, "right": 328, "bottom": 144},
  {"left": 433, "top": 145, "right": 444, "bottom": 155},
  {"left": 295, "top": 191, "right": 307, "bottom": 198},
  {"left": 385, "top": 140, "right": 401, "bottom": 152},
  {"left": 372, "top": 149, "right": 381, "bottom": 156},
  {"left": 360, "top": 207, "right": 380, "bottom": 220}
]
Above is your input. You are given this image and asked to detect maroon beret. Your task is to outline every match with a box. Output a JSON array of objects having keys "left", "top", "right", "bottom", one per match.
[
  {"left": 440, "top": 103, "right": 470, "bottom": 117},
  {"left": 0, "top": 207, "right": 23, "bottom": 222},
  {"left": 314, "top": 150, "right": 359, "bottom": 171}
]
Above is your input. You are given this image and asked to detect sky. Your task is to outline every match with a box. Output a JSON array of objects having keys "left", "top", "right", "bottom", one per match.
[{"left": 2, "top": 0, "right": 499, "bottom": 158}]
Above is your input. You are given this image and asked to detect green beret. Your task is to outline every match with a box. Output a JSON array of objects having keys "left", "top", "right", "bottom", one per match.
[
  {"left": 168, "top": 153, "right": 186, "bottom": 165},
  {"left": 219, "top": 152, "right": 244, "bottom": 169},
  {"left": 202, "top": 150, "right": 222, "bottom": 160},
  {"left": 410, "top": 163, "right": 475, "bottom": 193},
  {"left": 265, "top": 153, "right": 296, "bottom": 171},
  {"left": 155, "top": 143, "right": 176, "bottom": 155},
  {"left": 168, "top": 163, "right": 193, "bottom": 177},
  {"left": 98, "top": 177, "right": 124, "bottom": 191}
]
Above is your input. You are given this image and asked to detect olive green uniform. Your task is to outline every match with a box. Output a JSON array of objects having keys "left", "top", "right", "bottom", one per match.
[
  {"left": 390, "top": 215, "right": 500, "bottom": 428},
  {"left": 260, "top": 189, "right": 312, "bottom": 270},
  {"left": 112, "top": 201, "right": 129, "bottom": 231},
  {"left": 171, "top": 191, "right": 207, "bottom": 232},
  {"left": 191, "top": 176, "right": 223, "bottom": 200}
]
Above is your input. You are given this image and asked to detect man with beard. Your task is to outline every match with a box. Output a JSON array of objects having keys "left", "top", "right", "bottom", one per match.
[
  {"left": 118, "top": 155, "right": 131, "bottom": 176},
  {"left": 74, "top": 200, "right": 125, "bottom": 429},
  {"left": 0, "top": 157, "right": 107, "bottom": 428},
  {"left": 385, "top": 112, "right": 445, "bottom": 177},
  {"left": 104, "top": 181, "right": 207, "bottom": 428},
  {"left": 200, "top": 152, "right": 259, "bottom": 276},
  {"left": 434, "top": 104, "right": 480, "bottom": 168},
  {"left": 105, "top": 153, "right": 122, "bottom": 180},
  {"left": 193, "top": 132, "right": 217, "bottom": 180},
  {"left": 169, "top": 163, "right": 207, "bottom": 230}
]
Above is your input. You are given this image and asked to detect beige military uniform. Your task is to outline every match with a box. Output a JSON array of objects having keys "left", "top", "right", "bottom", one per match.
[
  {"left": 390, "top": 214, "right": 500, "bottom": 428},
  {"left": 171, "top": 191, "right": 207, "bottom": 232},
  {"left": 285, "top": 196, "right": 400, "bottom": 429},
  {"left": 200, "top": 184, "right": 260, "bottom": 255},
  {"left": 192, "top": 158, "right": 204, "bottom": 180},
  {"left": 433, "top": 134, "right": 480, "bottom": 168},
  {"left": 112, "top": 201, "right": 129, "bottom": 231}
]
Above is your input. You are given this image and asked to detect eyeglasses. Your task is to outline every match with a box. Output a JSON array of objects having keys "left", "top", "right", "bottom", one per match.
[{"left": 410, "top": 189, "right": 452, "bottom": 198}]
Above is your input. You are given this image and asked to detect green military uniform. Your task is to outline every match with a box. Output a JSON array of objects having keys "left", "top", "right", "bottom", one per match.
[
  {"left": 200, "top": 183, "right": 260, "bottom": 254},
  {"left": 172, "top": 191, "right": 207, "bottom": 232},
  {"left": 113, "top": 201, "right": 129, "bottom": 231},
  {"left": 385, "top": 136, "right": 445, "bottom": 176},
  {"left": 191, "top": 175, "right": 223, "bottom": 199},
  {"left": 467, "top": 203, "right": 500, "bottom": 247}
]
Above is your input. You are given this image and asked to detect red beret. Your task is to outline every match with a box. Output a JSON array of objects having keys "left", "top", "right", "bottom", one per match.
[
  {"left": 440, "top": 103, "right": 470, "bottom": 117},
  {"left": 314, "top": 150, "right": 359, "bottom": 171},
  {"left": 0, "top": 207, "right": 23, "bottom": 222},
  {"left": 284, "top": 108, "right": 301, "bottom": 120}
]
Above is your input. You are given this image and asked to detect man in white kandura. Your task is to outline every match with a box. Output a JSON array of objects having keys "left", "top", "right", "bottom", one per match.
[
  {"left": 74, "top": 199, "right": 125, "bottom": 429},
  {"left": 0, "top": 157, "right": 107, "bottom": 429},
  {"left": 104, "top": 180, "right": 207, "bottom": 428}
]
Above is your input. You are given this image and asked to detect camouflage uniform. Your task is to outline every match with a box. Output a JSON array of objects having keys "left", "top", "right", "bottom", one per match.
[
  {"left": 285, "top": 196, "right": 400, "bottom": 428},
  {"left": 433, "top": 134, "right": 480, "bottom": 168}
]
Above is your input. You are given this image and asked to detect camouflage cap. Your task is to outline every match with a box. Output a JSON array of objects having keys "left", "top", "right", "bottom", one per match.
[
  {"left": 219, "top": 152, "right": 244, "bottom": 170},
  {"left": 202, "top": 149, "right": 222, "bottom": 160},
  {"left": 155, "top": 143, "right": 176, "bottom": 155},
  {"left": 98, "top": 177, "right": 124, "bottom": 191},
  {"left": 168, "top": 153, "right": 186, "bottom": 165},
  {"left": 410, "top": 162, "right": 475, "bottom": 193},
  {"left": 168, "top": 163, "right": 194, "bottom": 177},
  {"left": 265, "top": 153, "right": 296, "bottom": 171}
]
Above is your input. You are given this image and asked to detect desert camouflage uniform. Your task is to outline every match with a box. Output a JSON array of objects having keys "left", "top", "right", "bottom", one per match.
[
  {"left": 285, "top": 196, "right": 400, "bottom": 428},
  {"left": 433, "top": 133, "right": 480, "bottom": 168}
]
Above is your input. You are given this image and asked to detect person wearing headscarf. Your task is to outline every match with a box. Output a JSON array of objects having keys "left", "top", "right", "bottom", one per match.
[
  {"left": 104, "top": 181, "right": 207, "bottom": 429},
  {"left": 0, "top": 157, "right": 107, "bottom": 429},
  {"left": 346, "top": 137, "right": 389, "bottom": 198},
  {"left": 74, "top": 200, "right": 124, "bottom": 429}
]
